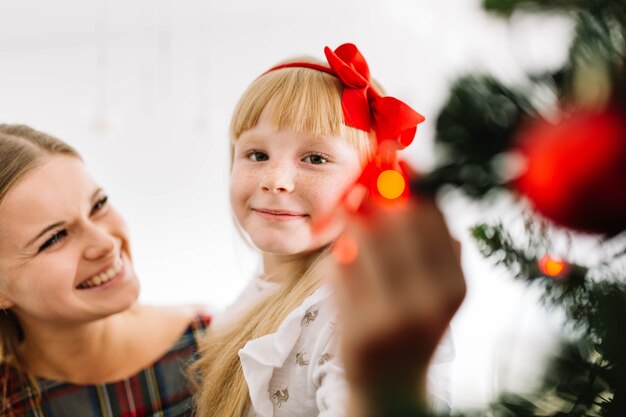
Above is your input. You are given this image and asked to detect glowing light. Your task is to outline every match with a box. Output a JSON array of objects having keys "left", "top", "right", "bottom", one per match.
[
  {"left": 332, "top": 234, "right": 358, "bottom": 265},
  {"left": 376, "top": 170, "right": 405, "bottom": 200},
  {"left": 538, "top": 254, "right": 567, "bottom": 277}
]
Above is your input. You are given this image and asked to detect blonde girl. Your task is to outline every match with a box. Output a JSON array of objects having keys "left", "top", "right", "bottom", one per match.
[{"left": 193, "top": 44, "right": 463, "bottom": 417}]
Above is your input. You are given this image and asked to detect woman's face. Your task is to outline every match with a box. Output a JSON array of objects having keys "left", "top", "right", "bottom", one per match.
[
  {"left": 230, "top": 109, "right": 363, "bottom": 256},
  {"left": 0, "top": 155, "right": 139, "bottom": 327}
]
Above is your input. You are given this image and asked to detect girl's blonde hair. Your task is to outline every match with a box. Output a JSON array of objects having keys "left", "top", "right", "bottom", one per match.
[
  {"left": 192, "top": 63, "right": 375, "bottom": 417},
  {"left": 0, "top": 124, "right": 81, "bottom": 413}
]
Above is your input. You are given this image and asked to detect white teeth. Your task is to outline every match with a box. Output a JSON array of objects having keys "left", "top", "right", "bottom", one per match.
[{"left": 78, "top": 258, "right": 123, "bottom": 289}]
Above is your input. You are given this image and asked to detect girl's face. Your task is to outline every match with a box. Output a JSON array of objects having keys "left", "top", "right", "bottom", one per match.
[
  {"left": 0, "top": 156, "right": 139, "bottom": 327},
  {"left": 230, "top": 109, "right": 363, "bottom": 256}
]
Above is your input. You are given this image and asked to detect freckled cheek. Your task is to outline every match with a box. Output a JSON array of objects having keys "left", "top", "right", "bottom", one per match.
[
  {"left": 229, "top": 176, "right": 255, "bottom": 224},
  {"left": 301, "top": 180, "right": 344, "bottom": 221},
  {"left": 311, "top": 175, "right": 354, "bottom": 202},
  {"left": 229, "top": 191, "right": 246, "bottom": 225},
  {"left": 230, "top": 168, "right": 257, "bottom": 198}
]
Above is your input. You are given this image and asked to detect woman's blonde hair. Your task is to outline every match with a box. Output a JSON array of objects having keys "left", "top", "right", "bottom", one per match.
[
  {"left": 0, "top": 124, "right": 80, "bottom": 413},
  {"left": 192, "top": 63, "right": 376, "bottom": 417}
]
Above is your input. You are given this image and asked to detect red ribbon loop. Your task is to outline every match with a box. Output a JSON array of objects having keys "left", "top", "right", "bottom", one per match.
[
  {"left": 264, "top": 43, "right": 425, "bottom": 149},
  {"left": 324, "top": 43, "right": 425, "bottom": 148}
]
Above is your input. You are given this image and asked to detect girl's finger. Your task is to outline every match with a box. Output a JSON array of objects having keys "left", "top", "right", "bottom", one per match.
[
  {"left": 408, "top": 200, "right": 464, "bottom": 281},
  {"left": 363, "top": 201, "right": 431, "bottom": 294},
  {"left": 330, "top": 218, "right": 383, "bottom": 310}
]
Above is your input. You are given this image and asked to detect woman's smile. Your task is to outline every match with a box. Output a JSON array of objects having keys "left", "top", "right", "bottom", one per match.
[{"left": 76, "top": 256, "right": 126, "bottom": 290}]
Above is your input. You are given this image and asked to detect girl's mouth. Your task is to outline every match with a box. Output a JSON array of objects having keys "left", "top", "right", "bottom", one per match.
[{"left": 253, "top": 208, "right": 308, "bottom": 221}]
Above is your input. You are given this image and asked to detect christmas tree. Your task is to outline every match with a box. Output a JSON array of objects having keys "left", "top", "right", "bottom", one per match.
[{"left": 413, "top": 0, "right": 626, "bottom": 415}]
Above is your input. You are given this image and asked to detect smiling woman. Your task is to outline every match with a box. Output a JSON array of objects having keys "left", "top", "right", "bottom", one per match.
[{"left": 0, "top": 125, "right": 210, "bottom": 417}]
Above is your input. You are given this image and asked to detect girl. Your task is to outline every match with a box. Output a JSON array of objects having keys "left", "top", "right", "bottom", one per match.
[
  {"left": 193, "top": 43, "right": 463, "bottom": 417},
  {"left": 0, "top": 124, "right": 210, "bottom": 417}
]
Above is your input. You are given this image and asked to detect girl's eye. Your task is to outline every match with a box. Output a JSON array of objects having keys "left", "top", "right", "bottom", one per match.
[
  {"left": 303, "top": 153, "right": 328, "bottom": 165},
  {"left": 91, "top": 196, "right": 109, "bottom": 215},
  {"left": 247, "top": 151, "right": 269, "bottom": 162},
  {"left": 38, "top": 230, "right": 68, "bottom": 253}
]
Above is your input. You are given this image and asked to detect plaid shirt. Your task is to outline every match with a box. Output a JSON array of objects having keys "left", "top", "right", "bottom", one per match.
[{"left": 1, "top": 314, "right": 211, "bottom": 417}]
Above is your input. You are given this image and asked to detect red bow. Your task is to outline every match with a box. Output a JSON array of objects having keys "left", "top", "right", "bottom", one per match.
[
  {"left": 268, "top": 44, "right": 426, "bottom": 241},
  {"left": 265, "top": 43, "right": 425, "bottom": 149},
  {"left": 324, "top": 43, "right": 425, "bottom": 148}
]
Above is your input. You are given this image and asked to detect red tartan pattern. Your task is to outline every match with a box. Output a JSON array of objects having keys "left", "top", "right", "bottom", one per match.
[{"left": 1, "top": 314, "right": 210, "bottom": 417}]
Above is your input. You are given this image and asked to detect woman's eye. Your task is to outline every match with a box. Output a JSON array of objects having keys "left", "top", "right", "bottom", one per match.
[
  {"left": 247, "top": 151, "right": 269, "bottom": 162},
  {"left": 303, "top": 153, "right": 328, "bottom": 165},
  {"left": 91, "top": 196, "right": 109, "bottom": 215},
  {"left": 38, "top": 230, "right": 68, "bottom": 253}
]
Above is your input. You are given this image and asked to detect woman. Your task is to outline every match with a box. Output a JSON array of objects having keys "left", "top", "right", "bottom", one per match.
[{"left": 0, "top": 124, "right": 210, "bottom": 417}]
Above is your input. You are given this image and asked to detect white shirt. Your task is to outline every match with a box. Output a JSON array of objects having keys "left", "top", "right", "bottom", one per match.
[{"left": 214, "top": 276, "right": 454, "bottom": 417}]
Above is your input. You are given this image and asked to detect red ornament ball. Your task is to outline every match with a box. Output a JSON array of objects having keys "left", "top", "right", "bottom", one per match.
[{"left": 514, "top": 108, "right": 626, "bottom": 235}]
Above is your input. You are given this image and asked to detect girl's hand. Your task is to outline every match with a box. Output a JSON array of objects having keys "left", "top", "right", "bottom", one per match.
[{"left": 327, "top": 198, "right": 466, "bottom": 415}]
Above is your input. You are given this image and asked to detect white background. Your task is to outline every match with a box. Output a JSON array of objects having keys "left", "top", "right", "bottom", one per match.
[{"left": 0, "top": 0, "right": 574, "bottom": 410}]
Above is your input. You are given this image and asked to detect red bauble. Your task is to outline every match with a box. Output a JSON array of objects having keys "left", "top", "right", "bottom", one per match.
[{"left": 514, "top": 108, "right": 626, "bottom": 235}]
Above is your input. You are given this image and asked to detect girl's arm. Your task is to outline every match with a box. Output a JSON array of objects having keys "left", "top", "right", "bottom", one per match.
[{"left": 329, "top": 198, "right": 466, "bottom": 417}]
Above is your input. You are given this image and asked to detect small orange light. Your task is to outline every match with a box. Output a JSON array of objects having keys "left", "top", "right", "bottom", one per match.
[
  {"left": 538, "top": 254, "right": 567, "bottom": 277},
  {"left": 332, "top": 234, "right": 358, "bottom": 265},
  {"left": 376, "top": 170, "right": 405, "bottom": 200}
]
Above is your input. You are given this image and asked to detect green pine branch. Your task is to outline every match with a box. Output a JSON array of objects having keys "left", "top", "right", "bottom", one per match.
[
  {"left": 418, "top": 2, "right": 626, "bottom": 416},
  {"left": 483, "top": 0, "right": 626, "bottom": 23},
  {"left": 468, "top": 221, "right": 626, "bottom": 416},
  {"left": 414, "top": 76, "right": 535, "bottom": 198}
]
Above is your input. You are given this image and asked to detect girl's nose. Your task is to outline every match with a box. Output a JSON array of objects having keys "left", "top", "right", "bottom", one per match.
[{"left": 260, "top": 163, "right": 295, "bottom": 193}]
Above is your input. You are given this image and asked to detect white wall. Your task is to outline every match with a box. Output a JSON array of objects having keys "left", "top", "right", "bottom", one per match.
[{"left": 0, "top": 0, "right": 574, "bottom": 409}]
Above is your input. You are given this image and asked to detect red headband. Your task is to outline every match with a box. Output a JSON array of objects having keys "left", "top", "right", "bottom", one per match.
[{"left": 264, "top": 43, "right": 425, "bottom": 149}]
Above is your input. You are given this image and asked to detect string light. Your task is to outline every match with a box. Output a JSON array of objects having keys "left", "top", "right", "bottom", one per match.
[
  {"left": 376, "top": 169, "right": 406, "bottom": 200},
  {"left": 332, "top": 234, "right": 359, "bottom": 265},
  {"left": 538, "top": 254, "right": 568, "bottom": 277}
]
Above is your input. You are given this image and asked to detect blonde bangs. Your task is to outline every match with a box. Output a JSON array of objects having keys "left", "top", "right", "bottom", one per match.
[{"left": 230, "top": 66, "right": 374, "bottom": 163}]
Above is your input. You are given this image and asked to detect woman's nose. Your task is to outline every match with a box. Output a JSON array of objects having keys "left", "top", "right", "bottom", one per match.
[{"left": 83, "top": 224, "right": 117, "bottom": 260}]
